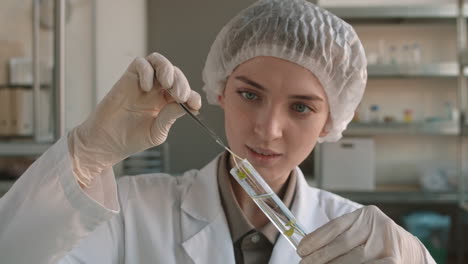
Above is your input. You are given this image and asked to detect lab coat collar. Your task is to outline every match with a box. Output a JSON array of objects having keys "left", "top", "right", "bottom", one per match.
[
  {"left": 269, "top": 167, "right": 331, "bottom": 264},
  {"left": 180, "top": 154, "right": 235, "bottom": 264},
  {"left": 180, "top": 154, "right": 223, "bottom": 222}
]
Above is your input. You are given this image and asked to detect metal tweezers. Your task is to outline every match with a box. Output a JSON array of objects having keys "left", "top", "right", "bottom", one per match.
[{"left": 166, "top": 89, "right": 229, "bottom": 151}]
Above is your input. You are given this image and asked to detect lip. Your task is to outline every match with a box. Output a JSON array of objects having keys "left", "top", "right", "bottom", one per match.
[{"left": 246, "top": 145, "right": 282, "bottom": 165}]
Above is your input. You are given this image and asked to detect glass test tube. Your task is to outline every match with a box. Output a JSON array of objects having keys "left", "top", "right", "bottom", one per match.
[{"left": 229, "top": 158, "right": 307, "bottom": 249}]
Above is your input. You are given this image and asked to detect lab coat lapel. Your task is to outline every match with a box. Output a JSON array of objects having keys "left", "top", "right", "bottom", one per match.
[
  {"left": 180, "top": 155, "right": 235, "bottom": 264},
  {"left": 269, "top": 168, "right": 331, "bottom": 264}
]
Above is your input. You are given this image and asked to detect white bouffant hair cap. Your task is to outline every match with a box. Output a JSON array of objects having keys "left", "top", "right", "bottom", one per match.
[{"left": 202, "top": 0, "right": 367, "bottom": 142}]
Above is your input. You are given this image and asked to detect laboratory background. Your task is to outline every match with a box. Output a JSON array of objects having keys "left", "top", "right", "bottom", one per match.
[{"left": 0, "top": 0, "right": 467, "bottom": 263}]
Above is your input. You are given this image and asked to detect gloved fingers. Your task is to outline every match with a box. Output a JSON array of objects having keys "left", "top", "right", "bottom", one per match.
[
  {"left": 146, "top": 52, "right": 175, "bottom": 89},
  {"left": 149, "top": 103, "right": 185, "bottom": 146},
  {"left": 299, "top": 243, "right": 335, "bottom": 264},
  {"left": 328, "top": 245, "right": 365, "bottom": 264},
  {"left": 126, "top": 57, "right": 155, "bottom": 92},
  {"left": 297, "top": 207, "right": 362, "bottom": 257},
  {"left": 145, "top": 53, "right": 193, "bottom": 105},
  {"left": 186, "top": 90, "right": 202, "bottom": 112},
  {"left": 364, "top": 257, "right": 398, "bottom": 264},
  {"left": 168, "top": 66, "right": 191, "bottom": 103},
  {"left": 135, "top": 57, "right": 155, "bottom": 92},
  {"left": 300, "top": 221, "right": 368, "bottom": 264}
]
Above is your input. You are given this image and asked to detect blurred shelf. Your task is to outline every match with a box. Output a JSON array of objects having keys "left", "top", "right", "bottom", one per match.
[
  {"left": 0, "top": 181, "right": 15, "bottom": 197},
  {"left": 123, "top": 159, "right": 162, "bottom": 167},
  {"left": 0, "top": 84, "right": 51, "bottom": 89},
  {"left": 322, "top": 5, "right": 465, "bottom": 20},
  {"left": 345, "top": 121, "right": 460, "bottom": 136},
  {"left": 335, "top": 190, "right": 458, "bottom": 204},
  {"left": 367, "top": 63, "right": 468, "bottom": 78},
  {"left": 128, "top": 149, "right": 162, "bottom": 158},
  {"left": 122, "top": 146, "right": 166, "bottom": 176},
  {"left": 0, "top": 142, "right": 52, "bottom": 156},
  {"left": 123, "top": 168, "right": 165, "bottom": 175}
]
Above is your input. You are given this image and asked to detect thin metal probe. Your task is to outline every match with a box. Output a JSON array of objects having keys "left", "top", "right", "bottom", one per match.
[
  {"left": 177, "top": 102, "right": 228, "bottom": 149},
  {"left": 164, "top": 89, "right": 239, "bottom": 158}
]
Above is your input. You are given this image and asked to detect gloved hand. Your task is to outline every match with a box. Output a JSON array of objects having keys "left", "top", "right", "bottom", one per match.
[
  {"left": 68, "top": 53, "right": 201, "bottom": 187},
  {"left": 297, "top": 205, "right": 436, "bottom": 264}
]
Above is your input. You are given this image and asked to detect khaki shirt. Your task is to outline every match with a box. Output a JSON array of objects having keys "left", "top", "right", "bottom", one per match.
[{"left": 217, "top": 151, "right": 297, "bottom": 264}]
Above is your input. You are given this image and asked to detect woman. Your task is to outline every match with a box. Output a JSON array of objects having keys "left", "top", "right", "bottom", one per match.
[{"left": 0, "top": 0, "right": 435, "bottom": 263}]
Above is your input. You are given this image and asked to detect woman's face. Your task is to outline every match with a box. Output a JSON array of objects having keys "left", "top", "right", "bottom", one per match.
[{"left": 219, "top": 56, "right": 330, "bottom": 184}]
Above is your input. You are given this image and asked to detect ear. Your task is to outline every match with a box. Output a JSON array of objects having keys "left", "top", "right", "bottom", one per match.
[
  {"left": 319, "top": 115, "right": 331, "bottom": 137},
  {"left": 218, "top": 93, "right": 225, "bottom": 109}
]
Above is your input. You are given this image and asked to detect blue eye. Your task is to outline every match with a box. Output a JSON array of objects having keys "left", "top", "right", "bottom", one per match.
[
  {"left": 241, "top": 91, "right": 258, "bottom": 100},
  {"left": 292, "top": 103, "right": 311, "bottom": 113}
]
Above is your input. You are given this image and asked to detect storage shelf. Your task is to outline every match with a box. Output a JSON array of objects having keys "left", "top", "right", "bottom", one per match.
[
  {"left": 367, "top": 63, "right": 468, "bottom": 78},
  {"left": 0, "top": 84, "right": 51, "bottom": 89},
  {"left": 335, "top": 190, "right": 458, "bottom": 204},
  {"left": 0, "top": 142, "right": 52, "bottom": 156},
  {"left": 323, "top": 5, "right": 466, "bottom": 19},
  {"left": 345, "top": 122, "right": 460, "bottom": 136}
]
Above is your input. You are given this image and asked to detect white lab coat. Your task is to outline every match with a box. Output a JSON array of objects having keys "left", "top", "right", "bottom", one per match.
[{"left": 0, "top": 136, "right": 362, "bottom": 264}]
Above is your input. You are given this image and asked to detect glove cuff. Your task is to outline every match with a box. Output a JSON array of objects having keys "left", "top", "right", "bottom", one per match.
[{"left": 67, "top": 127, "right": 109, "bottom": 188}]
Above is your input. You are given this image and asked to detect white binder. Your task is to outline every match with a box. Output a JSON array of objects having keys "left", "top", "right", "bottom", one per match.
[
  {"left": 321, "top": 138, "right": 375, "bottom": 191},
  {"left": 10, "top": 88, "right": 33, "bottom": 136}
]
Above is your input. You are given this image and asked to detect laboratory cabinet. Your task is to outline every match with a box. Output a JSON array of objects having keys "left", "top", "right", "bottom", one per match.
[
  {"left": 0, "top": 0, "right": 150, "bottom": 187},
  {"left": 0, "top": 0, "right": 66, "bottom": 195},
  {"left": 0, "top": 0, "right": 82, "bottom": 150},
  {"left": 318, "top": 2, "right": 468, "bottom": 263}
]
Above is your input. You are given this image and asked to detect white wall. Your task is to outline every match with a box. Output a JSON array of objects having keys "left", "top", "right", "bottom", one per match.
[
  {"left": 67, "top": 0, "right": 147, "bottom": 130},
  {"left": 65, "top": 0, "right": 94, "bottom": 131},
  {"left": 95, "top": 0, "right": 147, "bottom": 102}
]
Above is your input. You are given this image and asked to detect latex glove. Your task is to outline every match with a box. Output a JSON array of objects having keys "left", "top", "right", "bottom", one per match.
[
  {"left": 68, "top": 53, "right": 201, "bottom": 187},
  {"left": 297, "top": 205, "right": 436, "bottom": 264}
]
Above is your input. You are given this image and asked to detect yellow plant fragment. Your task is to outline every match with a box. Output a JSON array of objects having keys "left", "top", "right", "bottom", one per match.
[
  {"left": 285, "top": 227, "right": 294, "bottom": 237},
  {"left": 237, "top": 170, "right": 247, "bottom": 180}
]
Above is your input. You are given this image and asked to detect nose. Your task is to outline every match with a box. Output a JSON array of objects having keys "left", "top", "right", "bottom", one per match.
[{"left": 253, "top": 106, "right": 284, "bottom": 142}]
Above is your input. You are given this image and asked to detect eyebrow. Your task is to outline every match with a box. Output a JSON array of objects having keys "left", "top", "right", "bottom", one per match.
[
  {"left": 235, "top": 76, "right": 266, "bottom": 90},
  {"left": 289, "top": 94, "right": 324, "bottom": 102},
  {"left": 235, "top": 75, "right": 324, "bottom": 102}
]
